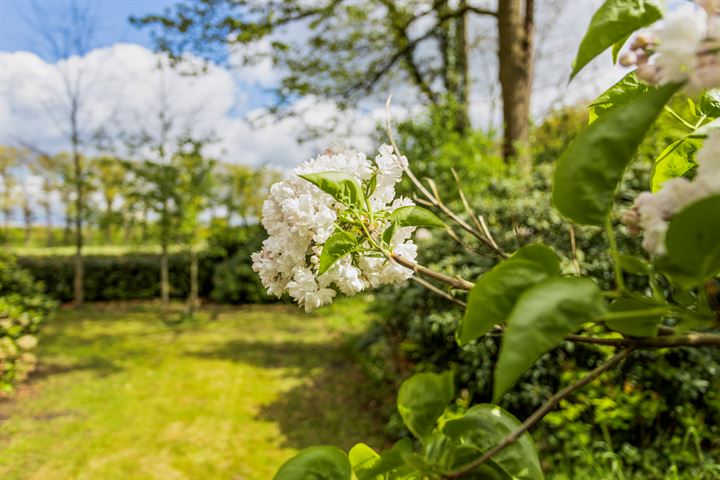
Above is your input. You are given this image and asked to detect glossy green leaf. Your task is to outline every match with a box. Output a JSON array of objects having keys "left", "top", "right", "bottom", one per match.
[
  {"left": 274, "top": 446, "right": 351, "bottom": 480},
  {"left": 300, "top": 171, "right": 365, "bottom": 208},
  {"left": 397, "top": 371, "right": 454, "bottom": 439},
  {"left": 605, "top": 298, "right": 662, "bottom": 337},
  {"left": 570, "top": 0, "right": 663, "bottom": 79},
  {"left": 650, "top": 137, "right": 702, "bottom": 192},
  {"left": 588, "top": 72, "right": 649, "bottom": 123},
  {"left": 318, "top": 229, "right": 358, "bottom": 275},
  {"left": 444, "top": 404, "right": 544, "bottom": 480},
  {"left": 494, "top": 277, "right": 606, "bottom": 401},
  {"left": 699, "top": 89, "right": 720, "bottom": 117},
  {"left": 553, "top": 82, "right": 680, "bottom": 225},
  {"left": 664, "top": 194, "right": 720, "bottom": 279},
  {"left": 389, "top": 206, "right": 446, "bottom": 228},
  {"left": 457, "top": 245, "right": 561, "bottom": 346},
  {"left": 351, "top": 439, "right": 413, "bottom": 480},
  {"left": 618, "top": 254, "right": 650, "bottom": 275}
]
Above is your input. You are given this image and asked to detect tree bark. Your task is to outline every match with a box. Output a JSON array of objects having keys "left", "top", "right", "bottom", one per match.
[{"left": 497, "top": 0, "right": 534, "bottom": 169}]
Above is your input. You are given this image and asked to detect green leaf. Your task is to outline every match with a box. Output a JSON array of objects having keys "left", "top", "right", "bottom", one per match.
[
  {"left": 382, "top": 220, "right": 398, "bottom": 246},
  {"left": 397, "top": 371, "right": 454, "bottom": 439},
  {"left": 444, "top": 405, "right": 544, "bottom": 480},
  {"left": 606, "top": 298, "right": 662, "bottom": 337},
  {"left": 611, "top": 32, "right": 631, "bottom": 64},
  {"left": 389, "top": 206, "right": 446, "bottom": 228},
  {"left": 351, "top": 439, "right": 413, "bottom": 480},
  {"left": 553, "top": 82, "right": 680, "bottom": 225},
  {"left": 570, "top": 0, "right": 663, "bottom": 79},
  {"left": 699, "top": 89, "right": 720, "bottom": 117},
  {"left": 349, "top": 444, "right": 383, "bottom": 480},
  {"left": 300, "top": 171, "right": 365, "bottom": 208},
  {"left": 494, "top": 277, "right": 606, "bottom": 401},
  {"left": 319, "top": 229, "right": 358, "bottom": 275},
  {"left": 509, "top": 244, "right": 562, "bottom": 276},
  {"left": 588, "top": 72, "right": 650, "bottom": 123},
  {"left": 618, "top": 254, "right": 650, "bottom": 275},
  {"left": 664, "top": 194, "right": 720, "bottom": 279},
  {"left": 365, "top": 172, "right": 378, "bottom": 197},
  {"left": 650, "top": 137, "right": 702, "bottom": 192},
  {"left": 274, "top": 446, "right": 351, "bottom": 480},
  {"left": 457, "top": 245, "right": 560, "bottom": 346}
]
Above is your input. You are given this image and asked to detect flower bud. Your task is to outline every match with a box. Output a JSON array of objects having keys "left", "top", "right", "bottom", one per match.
[
  {"left": 619, "top": 51, "right": 638, "bottom": 67},
  {"left": 632, "top": 32, "right": 655, "bottom": 49},
  {"left": 635, "top": 64, "right": 659, "bottom": 83}
]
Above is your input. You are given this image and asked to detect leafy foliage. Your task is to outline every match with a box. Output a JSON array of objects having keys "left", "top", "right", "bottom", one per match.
[{"left": 0, "top": 252, "right": 56, "bottom": 395}]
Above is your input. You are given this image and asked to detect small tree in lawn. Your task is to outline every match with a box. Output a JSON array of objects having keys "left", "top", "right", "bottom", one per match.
[
  {"left": 175, "top": 138, "right": 215, "bottom": 317},
  {"left": 124, "top": 158, "right": 181, "bottom": 307},
  {"left": 92, "top": 156, "right": 128, "bottom": 244}
]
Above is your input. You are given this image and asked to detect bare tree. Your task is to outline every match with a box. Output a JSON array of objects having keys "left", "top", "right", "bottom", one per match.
[{"left": 24, "top": 0, "right": 100, "bottom": 305}]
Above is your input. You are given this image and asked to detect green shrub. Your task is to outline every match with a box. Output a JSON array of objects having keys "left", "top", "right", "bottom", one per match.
[
  {"left": 0, "top": 253, "right": 56, "bottom": 396},
  {"left": 361, "top": 107, "right": 720, "bottom": 477}
]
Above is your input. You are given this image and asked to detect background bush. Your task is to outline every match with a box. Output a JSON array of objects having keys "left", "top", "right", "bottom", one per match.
[
  {"left": 0, "top": 252, "right": 56, "bottom": 396},
  {"left": 16, "top": 224, "right": 273, "bottom": 305}
]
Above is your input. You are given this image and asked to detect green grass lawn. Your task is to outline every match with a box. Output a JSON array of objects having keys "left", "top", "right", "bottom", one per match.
[{"left": 0, "top": 298, "right": 388, "bottom": 480}]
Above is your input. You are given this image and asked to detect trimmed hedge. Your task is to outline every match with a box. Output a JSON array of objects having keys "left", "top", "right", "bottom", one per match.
[{"left": 17, "top": 226, "right": 273, "bottom": 304}]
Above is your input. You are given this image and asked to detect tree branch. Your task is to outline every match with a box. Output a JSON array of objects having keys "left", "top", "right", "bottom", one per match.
[
  {"left": 389, "top": 252, "right": 474, "bottom": 291},
  {"left": 444, "top": 347, "right": 636, "bottom": 478}
]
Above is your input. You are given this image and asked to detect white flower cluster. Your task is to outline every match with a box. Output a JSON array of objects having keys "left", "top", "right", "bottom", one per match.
[
  {"left": 620, "top": 3, "right": 720, "bottom": 90},
  {"left": 252, "top": 145, "right": 418, "bottom": 311},
  {"left": 624, "top": 130, "right": 720, "bottom": 255}
]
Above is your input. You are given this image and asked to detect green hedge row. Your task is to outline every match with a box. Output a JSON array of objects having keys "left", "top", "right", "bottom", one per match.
[{"left": 16, "top": 250, "right": 270, "bottom": 304}]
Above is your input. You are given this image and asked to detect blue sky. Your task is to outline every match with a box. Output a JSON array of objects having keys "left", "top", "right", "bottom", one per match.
[{"left": 0, "top": 0, "right": 177, "bottom": 57}]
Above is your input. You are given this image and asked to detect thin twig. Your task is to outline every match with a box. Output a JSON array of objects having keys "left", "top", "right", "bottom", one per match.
[
  {"left": 412, "top": 276, "right": 467, "bottom": 307},
  {"left": 452, "top": 168, "right": 506, "bottom": 256},
  {"left": 444, "top": 348, "right": 636, "bottom": 478},
  {"left": 384, "top": 95, "right": 507, "bottom": 258},
  {"left": 390, "top": 252, "right": 474, "bottom": 291}
]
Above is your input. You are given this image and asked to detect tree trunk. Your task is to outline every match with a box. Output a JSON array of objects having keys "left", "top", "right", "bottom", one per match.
[
  {"left": 160, "top": 200, "right": 170, "bottom": 306},
  {"left": 187, "top": 245, "right": 199, "bottom": 318},
  {"left": 105, "top": 197, "right": 113, "bottom": 244},
  {"left": 72, "top": 139, "right": 84, "bottom": 306},
  {"left": 497, "top": 0, "right": 534, "bottom": 170},
  {"left": 454, "top": 0, "right": 471, "bottom": 132},
  {"left": 23, "top": 199, "right": 32, "bottom": 246},
  {"left": 45, "top": 201, "right": 53, "bottom": 246},
  {"left": 436, "top": 0, "right": 471, "bottom": 134}
]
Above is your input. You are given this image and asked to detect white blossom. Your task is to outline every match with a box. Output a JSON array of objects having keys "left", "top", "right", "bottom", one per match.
[
  {"left": 628, "top": 129, "right": 720, "bottom": 255},
  {"left": 252, "top": 145, "right": 418, "bottom": 312},
  {"left": 653, "top": 4, "right": 708, "bottom": 85},
  {"left": 621, "top": 4, "right": 720, "bottom": 90}
]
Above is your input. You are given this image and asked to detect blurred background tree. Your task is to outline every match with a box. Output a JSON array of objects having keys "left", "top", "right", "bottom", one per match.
[{"left": 133, "top": 0, "right": 537, "bottom": 166}]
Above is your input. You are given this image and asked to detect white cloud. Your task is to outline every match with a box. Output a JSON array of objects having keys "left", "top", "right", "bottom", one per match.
[{"left": 0, "top": 43, "right": 377, "bottom": 175}]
